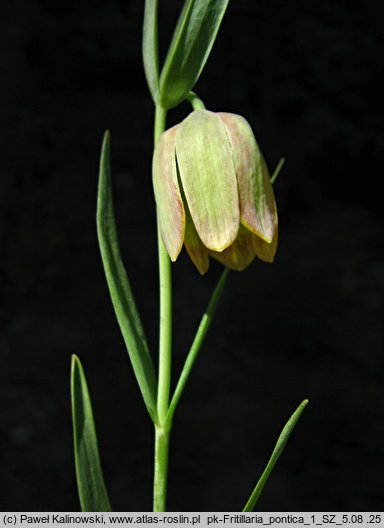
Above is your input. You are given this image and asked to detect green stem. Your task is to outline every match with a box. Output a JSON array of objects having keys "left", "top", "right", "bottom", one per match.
[
  {"left": 154, "top": 425, "right": 170, "bottom": 512},
  {"left": 153, "top": 104, "right": 172, "bottom": 512},
  {"left": 154, "top": 105, "right": 172, "bottom": 425},
  {"left": 186, "top": 91, "right": 206, "bottom": 110}
]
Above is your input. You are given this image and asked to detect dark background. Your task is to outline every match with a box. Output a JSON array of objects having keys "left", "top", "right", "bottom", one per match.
[{"left": 1, "top": 0, "right": 383, "bottom": 512}]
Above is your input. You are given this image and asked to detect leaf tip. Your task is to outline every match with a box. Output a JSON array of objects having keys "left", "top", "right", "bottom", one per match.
[
  {"left": 102, "top": 130, "right": 111, "bottom": 147},
  {"left": 71, "top": 354, "right": 79, "bottom": 375},
  {"left": 71, "top": 354, "right": 82, "bottom": 371},
  {"left": 270, "top": 157, "right": 285, "bottom": 184}
]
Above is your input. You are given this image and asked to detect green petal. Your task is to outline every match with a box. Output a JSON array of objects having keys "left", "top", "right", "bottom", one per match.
[
  {"left": 218, "top": 113, "right": 277, "bottom": 243},
  {"left": 184, "top": 210, "right": 210, "bottom": 274},
  {"left": 209, "top": 225, "right": 255, "bottom": 271},
  {"left": 176, "top": 110, "right": 239, "bottom": 252},
  {"left": 252, "top": 230, "right": 278, "bottom": 263},
  {"left": 209, "top": 227, "right": 278, "bottom": 269},
  {"left": 152, "top": 125, "right": 186, "bottom": 261}
]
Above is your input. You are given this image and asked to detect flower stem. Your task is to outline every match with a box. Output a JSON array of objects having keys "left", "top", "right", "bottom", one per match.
[
  {"left": 187, "top": 91, "right": 206, "bottom": 110},
  {"left": 154, "top": 105, "right": 172, "bottom": 425},
  {"left": 153, "top": 104, "right": 172, "bottom": 511}
]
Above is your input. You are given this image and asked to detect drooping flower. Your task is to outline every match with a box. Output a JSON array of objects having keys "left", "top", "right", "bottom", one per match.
[{"left": 152, "top": 109, "right": 278, "bottom": 274}]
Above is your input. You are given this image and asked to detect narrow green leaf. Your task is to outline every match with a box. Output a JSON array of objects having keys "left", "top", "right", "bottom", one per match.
[
  {"left": 97, "top": 131, "right": 158, "bottom": 423},
  {"left": 243, "top": 399, "right": 309, "bottom": 512},
  {"left": 159, "top": 0, "right": 230, "bottom": 109},
  {"left": 143, "top": 0, "right": 160, "bottom": 101},
  {"left": 270, "top": 158, "right": 285, "bottom": 184},
  {"left": 167, "top": 268, "right": 230, "bottom": 424},
  {"left": 71, "top": 355, "right": 112, "bottom": 512}
]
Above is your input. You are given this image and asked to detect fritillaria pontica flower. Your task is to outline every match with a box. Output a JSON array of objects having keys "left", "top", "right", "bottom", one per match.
[{"left": 152, "top": 109, "right": 278, "bottom": 274}]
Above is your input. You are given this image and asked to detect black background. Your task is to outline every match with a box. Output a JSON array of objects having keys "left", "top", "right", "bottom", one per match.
[{"left": 1, "top": 0, "right": 383, "bottom": 512}]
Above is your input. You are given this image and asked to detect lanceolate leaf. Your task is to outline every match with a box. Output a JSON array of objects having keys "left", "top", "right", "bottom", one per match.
[
  {"left": 243, "top": 399, "right": 309, "bottom": 512},
  {"left": 143, "top": 0, "right": 160, "bottom": 102},
  {"left": 159, "top": 0, "right": 230, "bottom": 109},
  {"left": 97, "top": 131, "right": 158, "bottom": 423},
  {"left": 167, "top": 268, "right": 229, "bottom": 423},
  {"left": 71, "top": 355, "right": 112, "bottom": 512}
]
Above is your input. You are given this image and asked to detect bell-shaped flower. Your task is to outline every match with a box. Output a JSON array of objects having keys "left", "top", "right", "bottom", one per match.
[{"left": 152, "top": 109, "right": 278, "bottom": 274}]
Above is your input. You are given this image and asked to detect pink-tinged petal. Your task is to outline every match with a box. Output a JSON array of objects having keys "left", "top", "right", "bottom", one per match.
[
  {"left": 152, "top": 125, "right": 185, "bottom": 261},
  {"left": 209, "top": 226, "right": 255, "bottom": 271},
  {"left": 252, "top": 229, "right": 278, "bottom": 263},
  {"left": 218, "top": 112, "right": 277, "bottom": 244},
  {"left": 184, "top": 211, "right": 210, "bottom": 275},
  {"left": 175, "top": 110, "right": 240, "bottom": 252}
]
